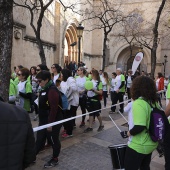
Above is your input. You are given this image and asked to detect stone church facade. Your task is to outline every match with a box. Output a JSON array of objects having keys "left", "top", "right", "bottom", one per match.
[{"left": 12, "top": 0, "right": 170, "bottom": 76}]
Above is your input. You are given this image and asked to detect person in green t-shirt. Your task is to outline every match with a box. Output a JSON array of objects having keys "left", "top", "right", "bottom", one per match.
[
  {"left": 124, "top": 76, "right": 158, "bottom": 170},
  {"left": 9, "top": 79, "right": 17, "bottom": 104},
  {"left": 110, "top": 68, "right": 125, "bottom": 114},
  {"left": 84, "top": 69, "right": 104, "bottom": 133},
  {"left": 16, "top": 68, "right": 32, "bottom": 112},
  {"left": 164, "top": 82, "right": 170, "bottom": 170}
]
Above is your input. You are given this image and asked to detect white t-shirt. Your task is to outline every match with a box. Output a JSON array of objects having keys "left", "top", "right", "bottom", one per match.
[
  {"left": 114, "top": 75, "right": 122, "bottom": 91},
  {"left": 53, "top": 74, "right": 60, "bottom": 84},
  {"left": 16, "top": 81, "right": 27, "bottom": 108},
  {"left": 101, "top": 78, "right": 107, "bottom": 91},
  {"left": 31, "top": 75, "right": 38, "bottom": 92},
  {"left": 87, "top": 80, "right": 98, "bottom": 97},
  {"left": 126, "top": 76, "right": 132, "bottom": 88},
  {"left": 110, "top": 78, "right": 116, "bottom": 92},
  {"left": 60, "top": 81, "right": 69, "bottom": 95},
  {"left": 164, "top": 79, "right": 169, "bottom": 88},
  {"left": 156, "top": 78, "right": 160, "bottom": 90},
  {"left": 124, "top": 101, "right": 133, "bottom": 129},
  {"left": 76, "top": 76, "right": 86, "bottom": 97}
]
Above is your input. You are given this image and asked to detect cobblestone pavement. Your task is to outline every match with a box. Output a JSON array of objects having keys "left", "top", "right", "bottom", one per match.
[{"left": 27, "top": 97, "right": 166, "bottom": 170}]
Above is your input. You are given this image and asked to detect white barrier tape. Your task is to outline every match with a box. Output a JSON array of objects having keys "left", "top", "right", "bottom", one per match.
[
  {"left": 33, "top": 99, "right": 131, "bottom": 132},
  {"left": 33, "top": 90, "right": 166, "bottom": 132}
]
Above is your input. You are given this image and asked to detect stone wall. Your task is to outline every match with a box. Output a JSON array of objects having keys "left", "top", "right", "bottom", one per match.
[
  {"left": 11, "top": 0, "right": 170, "bottom": 77},
  {"left": 12, "top": 1, "right": 56, "bottom": 69}
]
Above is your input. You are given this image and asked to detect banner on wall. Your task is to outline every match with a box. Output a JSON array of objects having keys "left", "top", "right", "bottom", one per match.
[{"left": 131, "top": 52, "right": 144, "bottom": 75}]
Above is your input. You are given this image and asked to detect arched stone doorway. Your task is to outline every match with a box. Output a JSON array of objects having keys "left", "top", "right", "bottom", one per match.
[
  {"left": 116, "top": 46, "right": 147, "bottom": 73},
  {"left": 64, "top": 23, "right": 82, "bottom": 64},
  {"left": 65, "top": 23, "right": 78, "bottom": 62}
]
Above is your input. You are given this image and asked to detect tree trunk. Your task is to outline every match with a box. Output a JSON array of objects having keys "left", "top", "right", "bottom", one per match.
[
  {"left": 151, "top": 0, "right": 166, "bottom": 79},
  {"left": 102, "top": 34, "right": 107, "bottom": 71},
  {"left": 151, "top": 49, "right": 157, "bottom": 79},
  {"left": 37, "top": 37, "right": 46, "bottom": 65},
  {"left": 0, "top": 0, "right": 13, "bottom": 101}
]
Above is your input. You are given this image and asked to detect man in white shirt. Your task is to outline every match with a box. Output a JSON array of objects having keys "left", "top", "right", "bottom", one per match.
[{"left": 110, "top": 68, "right": 125, "bottom": 114}]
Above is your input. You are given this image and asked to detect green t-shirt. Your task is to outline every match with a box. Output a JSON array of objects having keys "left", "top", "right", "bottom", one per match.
[
  {"left": 23, "top": 81, "right": 32, "bottom": 112},
  {"left": 9, "top": 79, "right": 17, "bottom": 96},
  {"left": 128, "top": 98, "right": 158, "bottom": 154},
  {"left": 14, "top": 77, "right": 19, "bottom": 86},
  {"left": 97, "top": 81, "right": 103, "bottom": 91},
  {"left": 27, "top": 76, "right": 31, "bottom": 83},
  {"left": 119, "top": 74, "right": 125, "bottom": 92},
  {"left": 87, "top": 80, "right": 102, "bottom": 101},
  {"left": 166, "top": 83, "right": 170, "bottom": 99},
  {"left": 92, "top": 81, "right": 102, "bottom": 101},
  {"left": 114, "top": 74, "right": 125, "bottom": 92},
  {"left": 11, "top": 72, "right": 16, "bottom": 80}
]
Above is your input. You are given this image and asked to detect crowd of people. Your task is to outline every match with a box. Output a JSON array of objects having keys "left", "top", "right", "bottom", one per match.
[{"left": 1, "top": 62, "right": 170, "bottom": 169}]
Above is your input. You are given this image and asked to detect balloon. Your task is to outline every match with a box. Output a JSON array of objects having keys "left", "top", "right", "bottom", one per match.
[{"left": 85, "top": 81, "right": 93, "bottom": 90}]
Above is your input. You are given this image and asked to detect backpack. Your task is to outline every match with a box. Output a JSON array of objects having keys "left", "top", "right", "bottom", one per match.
[
  {"left": 60, "top": 91, "right": 69, "bottom": 110},
  {"left": 148, "top": 104, "right": 169, "bottom": 142},
  {"left": 47, "top": 86, "right": 68, "bottom": 111}
]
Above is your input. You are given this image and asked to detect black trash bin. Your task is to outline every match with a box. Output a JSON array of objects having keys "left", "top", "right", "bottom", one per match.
[{"left": 108, "top": 144, "right": 127, "bottom": 169}]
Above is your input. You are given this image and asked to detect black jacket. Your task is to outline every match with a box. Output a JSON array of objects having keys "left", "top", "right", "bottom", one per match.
[
  {"left": 38, "top": 84, "right": 63, "bottom": 123},
  {"left": 0, "top": 101, "right": 36, "bottom": 170}
]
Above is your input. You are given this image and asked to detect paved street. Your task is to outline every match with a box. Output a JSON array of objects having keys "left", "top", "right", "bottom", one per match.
[{"left": 27, "top": 96, "right": 166, "bottom": 170}]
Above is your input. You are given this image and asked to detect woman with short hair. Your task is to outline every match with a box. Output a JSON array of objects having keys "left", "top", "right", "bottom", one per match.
[
  {"left": 16, "top": 68, "right": 32, "bottom": 112},
  {"left": 36, "top": 70, "right": 63, "bottom": 168}
]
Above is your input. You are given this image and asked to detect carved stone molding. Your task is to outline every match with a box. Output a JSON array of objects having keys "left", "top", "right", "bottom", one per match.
[{"left": 13, "top": 21, "right": 56, "bottom": 51}]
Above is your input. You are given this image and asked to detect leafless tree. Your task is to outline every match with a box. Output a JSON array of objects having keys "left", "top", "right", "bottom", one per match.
[
  {"left": 118, "top": 0, "right": 167, "bottom": 78},
  {"left": 13, "top": 0, "right": 55, "bottom": 64},
  {"left": 13, "top": 0, "right": 83, "bottom": 65},
  {"left": 0, "top": 0, "right": 13, "bottom": 101},
  {"left": 83, "top": 0, "right": 124, "bottom": 71}
]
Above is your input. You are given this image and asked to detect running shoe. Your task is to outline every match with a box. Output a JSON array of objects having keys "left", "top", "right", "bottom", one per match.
[
  {"left": 44, "top": 158, "right": 58, "bottom": 168},
  {"left": 79, "top": 122, "right": 85, "bottom": 128},
  {"left": 61, "top": 129, "right": 66, "bottom": 135},
  {"left": 84, "top": 127, "right": 93, "bottom": 133},
  {"left": 62, "top": 133, "right": 73, "bottom": 138},
  {"left": 97, "top": 125, "right": 104, "bottom": 132}
]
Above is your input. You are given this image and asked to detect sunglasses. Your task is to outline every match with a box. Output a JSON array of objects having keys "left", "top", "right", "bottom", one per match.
[
  {"left": 17, "top": 73, "right": 22, "bottom": 76},
  {"left": 37, "top": 79, "right": 42, "bottom": 83},
  {"left": 36, "top": 69, "right": 40, "bottom": 71}
]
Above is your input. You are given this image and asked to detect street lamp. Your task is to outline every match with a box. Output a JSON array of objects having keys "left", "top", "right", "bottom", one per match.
[
  {"left": 77, "top": 23, "right": 84, "bottom": 64},
  {"left": 163, "top": 55, "right": 168, "bottom": 77}
]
